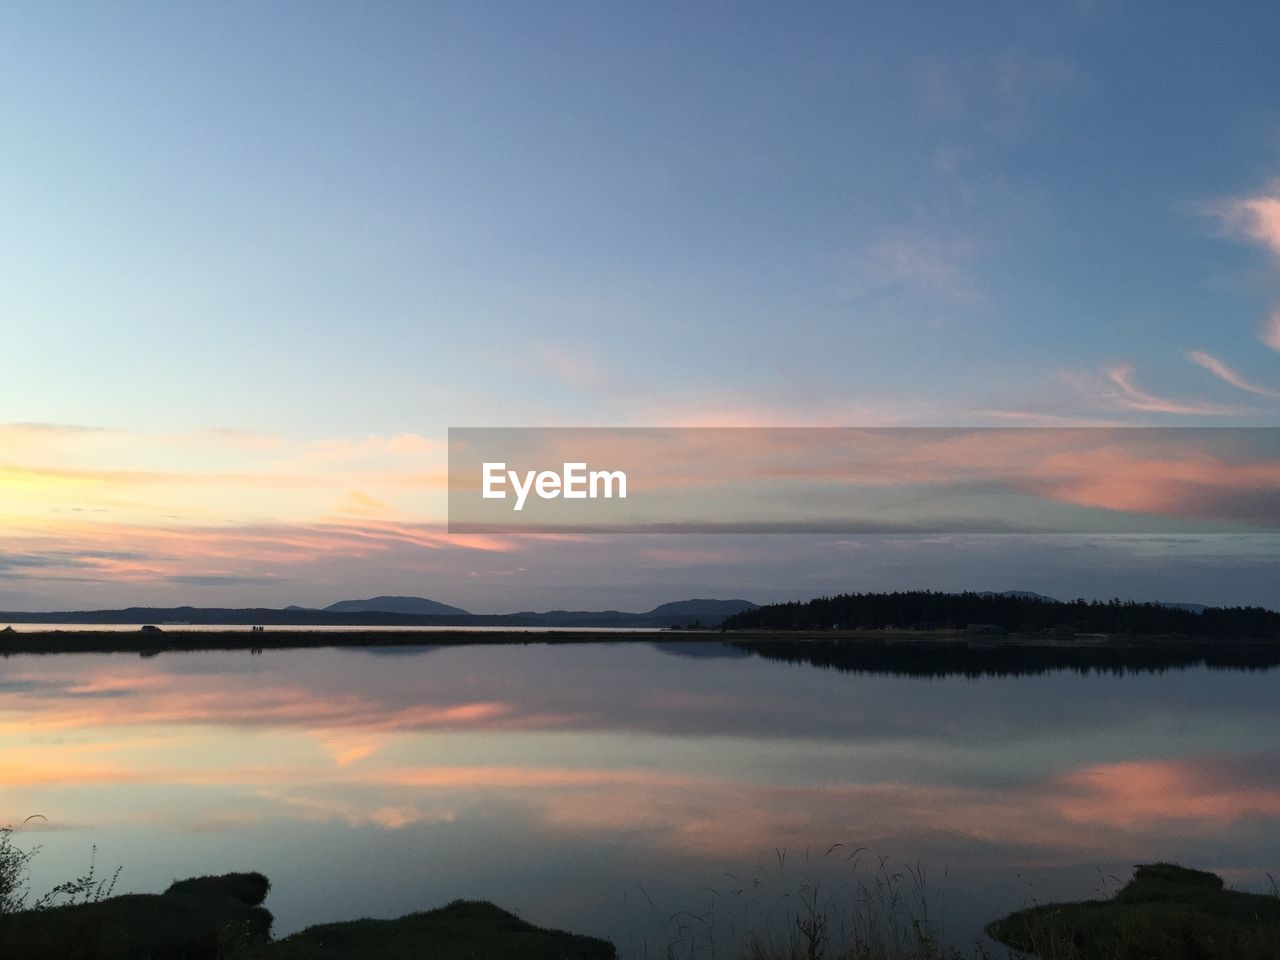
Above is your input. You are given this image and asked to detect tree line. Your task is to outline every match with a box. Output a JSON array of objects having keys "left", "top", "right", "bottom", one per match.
[{"left": 722, "top": 590, "right": 1280, "bottom": 639}]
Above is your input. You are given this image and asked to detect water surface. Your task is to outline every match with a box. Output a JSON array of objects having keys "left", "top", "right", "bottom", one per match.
[{"left": 2, "top": 641, "right": 1276, "bottom": 953}]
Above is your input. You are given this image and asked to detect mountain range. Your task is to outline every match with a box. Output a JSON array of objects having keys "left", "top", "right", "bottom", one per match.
[
  {"left": 1, "top": 596, "right": 758, "bottom": 628},
  {"left": 1, "top": 592, "right": 1217, "bottom": 629}
]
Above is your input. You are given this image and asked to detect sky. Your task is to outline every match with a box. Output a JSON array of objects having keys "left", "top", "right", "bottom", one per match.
[{"left": 4, "top": 1, "right": 1280, "bottom": 611}]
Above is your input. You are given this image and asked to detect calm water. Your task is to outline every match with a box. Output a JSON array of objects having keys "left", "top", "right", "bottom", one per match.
[
  {"left": 0, "top": 623, "right": 654, "bottom": 632},
  {"left": 2, "top": 641, "right": 1277, "bottom": 953}
]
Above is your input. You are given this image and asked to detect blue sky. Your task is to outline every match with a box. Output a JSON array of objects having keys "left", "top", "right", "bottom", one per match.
[{"left": 4, "top": 2, "right": 1280, "bottom": 610}]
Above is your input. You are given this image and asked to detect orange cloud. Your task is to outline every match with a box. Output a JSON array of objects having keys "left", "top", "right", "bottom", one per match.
[{"left": 0, "top": 425, "right": 450, "bottom": 532}]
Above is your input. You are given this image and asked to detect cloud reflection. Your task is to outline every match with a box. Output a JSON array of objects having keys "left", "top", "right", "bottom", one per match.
[{"left": 1, "top": 646, "right": 1276, "bottom": 876}]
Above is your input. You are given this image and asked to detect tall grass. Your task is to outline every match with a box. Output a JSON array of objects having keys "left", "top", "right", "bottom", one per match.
[
  {"left": 0, "top": 820, "right": 120, "bottom": 914},
  {"left": 0, "top": 824, "right": 38, "bottom": 914},
  {"left": 632, "top": 846, "right": 995, "bottom": 960}
]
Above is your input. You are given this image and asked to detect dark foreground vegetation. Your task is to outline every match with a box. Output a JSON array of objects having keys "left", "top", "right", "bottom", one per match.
[
  {"left": 988, "top": 863, "right": 1280, "bottom": 960},
  {"left": 724, "top": 590, "right": 1280, "bottom": 639},
  {"left": 0, "top": 870, "right": 612, "bottom": 960},
  {"left": 3, "top": 825, "right": 1277, "bottom": 960},
  {"left": 0, "top": 872, "right": 273, "bottom": 960},
  {"left": 266, "top": 900, "right": 614, "bottom": 960}
]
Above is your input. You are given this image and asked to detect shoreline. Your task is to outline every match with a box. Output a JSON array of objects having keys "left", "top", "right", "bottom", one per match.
[
  {"left": 1, "top": 858, "right": 1274, "bottom": 959},
  {"left": 1, "top": 627, "right": 1277, "bottom": 655},
  {"left": 0, "top": 628, "right": 700, "bottom": 654}
]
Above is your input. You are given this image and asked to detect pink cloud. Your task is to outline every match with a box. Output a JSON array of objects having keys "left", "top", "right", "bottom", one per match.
[
  {"left": 1216, "top": 189, "right": 1280, "bottom": 258},
  {"left": 1263, "top": 311, "right": 1280, "bottom": 352},
  {"left": 1049, "top": 757, "right": 1280, "bottom": 828},
  {"left": 1209, "top": 187, "right": 1280, "bottom": 352},
  {"left": 1022, "top": 445, "right": 1280, "bottom": 517},
  {"left": 1105, "top": 364, "right": 1238, "bottom": 415},
  {"left": 971, "top": 409, "right": 1123, "bottom": 426},
  {"left": 1186, "top": 350, "right": 1280, "bottom": 401},
  {"left": 456, "top": 427, "right": 1280, "bottom": 530}
]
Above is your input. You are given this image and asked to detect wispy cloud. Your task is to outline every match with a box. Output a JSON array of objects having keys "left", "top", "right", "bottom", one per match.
[
  {"left": 1186, "top": 350, "right": 1280, "bottom": 401},
  {"left": 0, "top": 425, "right": 449, "bottom": 529},
  {"left": 1214, "top": 186, "right": 1280, "bottom": 258},
  {"left": 972, "top": 408, "right": 1122, "bottom": 427},
  {"left": 1263, "top": 311, "right": 1280, "bottom": 352},
  {"left": 0, "top": 518, "right": 520, "bottom": 599},
  {"left": 1209, "top": 185, "right": 1280, "bottom": 349},
  {"left": 1104, "top": 364, "right": 1239, "bottom": 415},
  {"left": 0, "top": 422, "right": 109, "bottom": 436},
  {"left": 0, "top": 461, "right": 315, "bottom": 489},
  {"left": 842, "top": 232, "right": 979, "bottom": 307}
]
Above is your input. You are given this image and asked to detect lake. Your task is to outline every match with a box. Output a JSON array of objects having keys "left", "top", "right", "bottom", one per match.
[
  {"left": 2, "top": 640, "right": 1277, "bottom": 955},
  {"left": 0, "top": 623, "right": 655, "bottom": 633}
]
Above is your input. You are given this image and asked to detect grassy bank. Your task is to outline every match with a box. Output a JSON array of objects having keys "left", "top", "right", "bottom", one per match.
[{"left": 988, "top": 863, "right": 1280, "bottom": 960}]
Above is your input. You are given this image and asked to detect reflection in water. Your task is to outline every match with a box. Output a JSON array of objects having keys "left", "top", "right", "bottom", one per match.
[
  {"left": 0, "top": 641, "right": 1277, "bottom": 951},
  {"left": 733, "top": 637, "right": 1280, "bottom": 677}
]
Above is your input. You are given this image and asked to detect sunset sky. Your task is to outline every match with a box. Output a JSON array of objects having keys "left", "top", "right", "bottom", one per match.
[{"left": 5, "top": 2, "right": 1280, "bottom": 611}]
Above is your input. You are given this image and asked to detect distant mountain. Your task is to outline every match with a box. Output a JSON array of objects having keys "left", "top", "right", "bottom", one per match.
[
  {"left": 644, "top": 599, "right": 758, "bottom": 620},
  {"left": 977, "top": 590, "right": 1058, "bottom": 603},
  {"left": 324, "top": 596, "right": 471, "bottom": 616},
  {"left": 457, "top": 598, "right": 753, "bottom": 628},
  {"left": 979, "top": 591, "right": 1204, "bottom": 612},
  {"left": 1157, "top": 601, "right": 1207, "bottom": 614}
]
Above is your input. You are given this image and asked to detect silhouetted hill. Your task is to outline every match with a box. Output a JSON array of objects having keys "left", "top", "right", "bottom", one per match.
[
  {"left": 643, "top": 599, "right": 757, "bottom": 619},
  {"left": 324, "top": 596, "right": 471, "bottom": 616}
]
